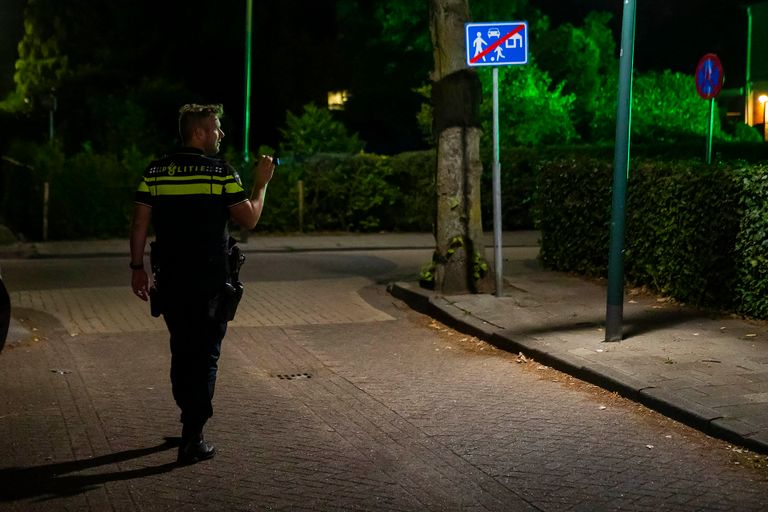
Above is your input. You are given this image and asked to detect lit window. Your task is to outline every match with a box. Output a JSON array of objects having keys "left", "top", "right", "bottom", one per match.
[
  {"left": 759, "top": 95, "right": 768, "bottom": 124},
  {"left": 327, "top": 90, "right": 349, "bottom": 111}
]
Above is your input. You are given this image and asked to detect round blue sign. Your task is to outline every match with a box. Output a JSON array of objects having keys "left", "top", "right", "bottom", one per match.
[{"left": 695, "top": 53, "right": 724, "bottom": 99}]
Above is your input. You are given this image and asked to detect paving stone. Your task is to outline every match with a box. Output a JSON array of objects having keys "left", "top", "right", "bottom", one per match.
[{"left": 2, "top": 241, "right": 768, "bottom": 510}]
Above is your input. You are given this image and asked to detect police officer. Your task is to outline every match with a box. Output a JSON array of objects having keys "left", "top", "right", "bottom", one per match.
[{"left": 129, "top": 104, "right": 274, "bottom": 465}]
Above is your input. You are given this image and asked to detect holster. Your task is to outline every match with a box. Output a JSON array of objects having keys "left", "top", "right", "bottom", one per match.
[
  {"left": 207, "top": 238, "right": 246, "bottom": 322},
  {"left": 207, "top": 281, "right": 244, "bottom": 322}
]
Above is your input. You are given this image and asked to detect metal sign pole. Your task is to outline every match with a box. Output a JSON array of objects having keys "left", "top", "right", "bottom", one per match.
[
  {"left": 706, "top": 97, "right": 714, "bottom": 165},
  {"left": 605, "top": 0, "right": 637, "bottom": 342},
  {"left": 492, "top": 67, "right": 503, "bottom": 296}
]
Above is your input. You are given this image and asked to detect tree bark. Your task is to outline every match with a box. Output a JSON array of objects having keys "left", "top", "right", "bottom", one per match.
[{"left": 428, "top": 0, "right": 491, "bottom": 294}]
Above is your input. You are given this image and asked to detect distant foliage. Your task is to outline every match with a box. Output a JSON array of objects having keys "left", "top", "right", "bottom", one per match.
[
  {"left": 632, "top": 71, "right": 723, "bottom": 144},
  {"left": 278, "top": 103, "right": 365, "bottom": 162},
  {"left": 729, "top": 121, "right": 765, "bottom": 143},
  {"left": 535, "top": 12, "right": 617, "bottom": 140},
  {"left": 478, "top": 64, "right": 578, "bottom": 147},
  {"left": 3, "top": 4, "right": 68, "bottom": 113},
  {"left": 415, "top": 64, "right": 579, "bottom": 150}
]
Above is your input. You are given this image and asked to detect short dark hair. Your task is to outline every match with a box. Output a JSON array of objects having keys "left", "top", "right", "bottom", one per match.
[{"left": 178, "top": 103, "right": 224, "bottom": 143}]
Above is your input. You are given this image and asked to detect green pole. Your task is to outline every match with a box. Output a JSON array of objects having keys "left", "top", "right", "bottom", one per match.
[
  {"left": 746, "top": 6, "right": 752, "bottom": 125},
  {"left": 243, "top": 0, "right": 253, "bottom": 162},
  {"left": 605, "top": 0, "right": 636, "bottom": 342},
  {"left": 706, "top": 97, "right": 714, "bottom": 165}
]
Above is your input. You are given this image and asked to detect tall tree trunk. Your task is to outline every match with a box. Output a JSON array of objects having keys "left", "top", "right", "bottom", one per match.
[{"left": 429, "top": 0, "right": 492, "bottom": 294}]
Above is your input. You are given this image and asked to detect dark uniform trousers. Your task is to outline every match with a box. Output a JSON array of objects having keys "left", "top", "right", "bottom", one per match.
[{"left": 162, "top": 287, "right": 227, "bottom": 436}]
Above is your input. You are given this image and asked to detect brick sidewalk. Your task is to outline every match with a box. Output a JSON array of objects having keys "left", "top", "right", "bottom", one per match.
[
  {"left": 390, "top": 266, "right": 768, "bottom": 455},
  {"left": 2, "top": 280, "right": 768, "bottom": 511},
  {"left": 2, "top": 233, "right": 768, "bottom": 510}
]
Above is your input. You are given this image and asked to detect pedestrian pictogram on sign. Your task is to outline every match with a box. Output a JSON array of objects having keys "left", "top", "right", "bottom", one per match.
[{"left": 465, "top": 22, "right": 528, "bottom": 67}]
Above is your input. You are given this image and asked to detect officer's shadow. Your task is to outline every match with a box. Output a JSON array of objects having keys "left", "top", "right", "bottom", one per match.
[{"left": 0, "top": 437, "right": 180, "bottom": 502}]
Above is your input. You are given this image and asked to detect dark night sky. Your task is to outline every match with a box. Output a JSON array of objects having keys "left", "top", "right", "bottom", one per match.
[
  {"left": 0, "top": 0, "right": 751, "bottom": 95},
  {"left": 0, "top": 0, "right": 754, "bottom": 151}
]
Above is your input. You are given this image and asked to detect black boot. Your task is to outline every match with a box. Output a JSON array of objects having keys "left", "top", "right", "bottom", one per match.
[{"left": 178, "top": 426, "right": 216, "bottom": 465}]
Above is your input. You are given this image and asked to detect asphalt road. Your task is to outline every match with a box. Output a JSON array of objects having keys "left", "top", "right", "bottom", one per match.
[
  {"left": 0, "top": 249, "right": 428, "bottom": 291},
  {"left": 1, "top": 248, "right": 767, "bottom": 511}
]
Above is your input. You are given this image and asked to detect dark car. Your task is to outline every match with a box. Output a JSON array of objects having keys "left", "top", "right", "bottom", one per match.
[{"left": 0, "top": 267, "right": 9, "bottom": 352}]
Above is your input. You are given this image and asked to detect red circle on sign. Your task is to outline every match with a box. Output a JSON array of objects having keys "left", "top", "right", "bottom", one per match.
[{"left": 695, "top": 53, "right": 724, "bottom": 99}]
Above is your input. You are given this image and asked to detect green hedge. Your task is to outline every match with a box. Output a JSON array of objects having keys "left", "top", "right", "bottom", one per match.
[
  {"left": 538, "top": 157, "right": 612, "bottom": 275},
  {"left": 537, "top": 155, "right": 768, "bottom": 319},
  {"left": 736, "top": 164, "right": 768, "bottom": 318},
  {"left": 254, "top": 150, "right": 436, "bottom": 233},
  {"left": 0, "top": 162, "right": 45, "bottom": 240},
  {"left": 625, "top": 161, "right": 741, "bottom": 308},
  {"left": 1, "top": 147, "right": 437, "bottom": 239},
  {"left": 481, "top": 147, "right": 540, "bottom": 231},
  {"left": 48, "top": 149, "right": 146, "bottom": 239},
  {"left": 479, "top": 142, "right": 768, "bottom": 232},
  {"left": 0, "top": 142, "right": 148, "bottom": 240}
]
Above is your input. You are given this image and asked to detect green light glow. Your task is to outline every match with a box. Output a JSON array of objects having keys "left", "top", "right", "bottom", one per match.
[{"left": 243, "top": 0, "right": 253, "bottom": 162}]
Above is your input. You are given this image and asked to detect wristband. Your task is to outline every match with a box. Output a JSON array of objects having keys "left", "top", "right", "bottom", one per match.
[{"left": 129, "top": 262, "right": 144, "bottom": 270}]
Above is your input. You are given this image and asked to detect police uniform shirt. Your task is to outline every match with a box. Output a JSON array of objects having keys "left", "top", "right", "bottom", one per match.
[{"left": 134, "top": 147, "right": 247, "bottom": 292}]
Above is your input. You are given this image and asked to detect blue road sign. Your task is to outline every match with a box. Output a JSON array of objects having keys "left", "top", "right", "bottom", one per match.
[
  {"left": 695, "top": 53, "right": 724, "bottom": 99},
  {"left": 465, "top": 21, "right": 528, "bottom": 67}
]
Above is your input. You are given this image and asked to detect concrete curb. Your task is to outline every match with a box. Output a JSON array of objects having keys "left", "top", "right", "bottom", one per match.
[
  {"left": 0, "top": 231, "right": 541, "bottom": 260},
  {"left": 1, "top": 245, "right": 439, "bottom": 260},
  {"left": 387, "top": 281, "right": 768, "bottom": 455},
  {"left": 0, "top": 242, "right": 440, "bottom": 260}
]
